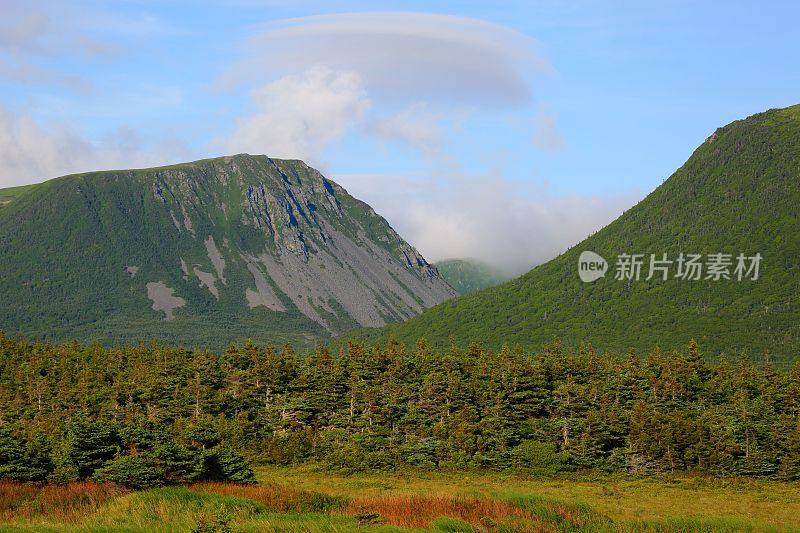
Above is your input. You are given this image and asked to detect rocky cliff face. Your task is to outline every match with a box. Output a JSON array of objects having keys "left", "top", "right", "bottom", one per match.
[{"left": 0, "top": 154, "right": 456, "bottom": 348}]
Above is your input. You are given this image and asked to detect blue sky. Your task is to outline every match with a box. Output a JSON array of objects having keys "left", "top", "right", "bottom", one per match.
[{"left": 1, "top": 1, "right": 798, "bottom": 273}]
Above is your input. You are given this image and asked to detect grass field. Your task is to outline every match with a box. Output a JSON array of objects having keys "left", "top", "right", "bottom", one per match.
[{"left": 1, "top": 466, "right": 799, "bottom": 532}]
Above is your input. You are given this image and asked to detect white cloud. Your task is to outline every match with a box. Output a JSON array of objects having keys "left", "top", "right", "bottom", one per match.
[
  {"left": 225, "top": 67, "right": 370, "bottom": 163},
  {"left": 219, "top": 12, "right": 551, "bottom": 162},
  {"left": 0, "top": 105, "right": 191, "bottom": 187},
  {"left": 218, "top": 12, "right": 549, "bottom": 105},
  {"left": 0, "top": 106, "right": 91, "bottom": 185},
  {"left": 367, "top": 103, "right": 447, "bottom": 156},
  {"left": 335, "top": 171, "right": 639, "bottom": 276},
  {"left": 533, "top": 108, "right": 564, "bottom": 152}
]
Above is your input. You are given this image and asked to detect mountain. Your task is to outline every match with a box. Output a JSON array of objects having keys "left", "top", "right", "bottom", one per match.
[
  {"left": 349, "top": 105, "right": 800, "bottom": 363},
  {"left": 0, "top": 154, "right": 456, "bottom": 349},
  {"left": 0, "top": 184, "right": 35, "bottom": 207},
  {"left": 434, "top": 259, "right": 509, "bottom": 295}
]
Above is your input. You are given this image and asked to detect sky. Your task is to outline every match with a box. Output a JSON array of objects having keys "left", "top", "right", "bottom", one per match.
[{"left": 1, "top": 0, "right": 798, "bottom": 274}]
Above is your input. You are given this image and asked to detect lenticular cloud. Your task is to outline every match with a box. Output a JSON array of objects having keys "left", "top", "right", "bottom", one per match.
[{"left": 218, "top": 12, "right": 549, "bottom": 106}]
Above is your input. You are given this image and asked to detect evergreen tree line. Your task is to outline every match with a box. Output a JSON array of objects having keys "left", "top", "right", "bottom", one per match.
[
  {"left": 0, "top": 416, "right": 255, "bottom": 488},
  {"left": 1, "top": 333, "right": 799, "bottom": 484}
]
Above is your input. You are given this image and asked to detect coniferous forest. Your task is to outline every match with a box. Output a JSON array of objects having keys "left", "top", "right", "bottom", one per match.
[{"left": 1, "top": 333, "right": 798, "bottom": 489}]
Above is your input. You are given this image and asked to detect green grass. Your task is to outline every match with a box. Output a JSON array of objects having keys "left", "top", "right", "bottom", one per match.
[
  {"left": 254, "top": 465, "right": 800, "bottom": 531},
  {"left": 82, "top": 487, "right": 266, "bottom": 532},
  {"left": 0, "top": 485, "right": 359, "bottom": 532}
]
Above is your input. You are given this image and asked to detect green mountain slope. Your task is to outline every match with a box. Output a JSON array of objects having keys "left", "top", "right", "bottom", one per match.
[
  {"left": 435, "top": 259, "right": 509, "bottom": 295},
  {"left": 349, "top": 105, "right": 800, "bottom": 362},
  {"left": 0, "top": 154, "right": 455, "bottom": 349},
  {"left": 0, "top": 183, "right": 37, "bottom": 207}
]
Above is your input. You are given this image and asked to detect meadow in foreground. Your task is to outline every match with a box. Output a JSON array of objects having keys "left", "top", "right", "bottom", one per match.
[{"left": 1, "top": 466, "right": 799, "bottom": 532}]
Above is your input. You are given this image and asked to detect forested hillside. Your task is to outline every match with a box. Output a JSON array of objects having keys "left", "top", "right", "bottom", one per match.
[
  {"left": 0, "top": 155, "right": 454, "bottom": 349},
  {"left": 350, "top": 105, "right": 800, "bottom": 362},
  {"left": 435, "top": 259, "right": 509, "bottom": 295},
  {"left": 1, "top": 334, "right": 798, "bottom": 485}
]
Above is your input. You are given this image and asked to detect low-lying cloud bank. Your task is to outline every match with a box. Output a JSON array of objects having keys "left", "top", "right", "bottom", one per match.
[{"left": 336, "top": 172, "right": 639, "bottom": 276}]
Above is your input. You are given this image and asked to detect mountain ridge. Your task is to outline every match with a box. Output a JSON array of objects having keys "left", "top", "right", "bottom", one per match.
[
  {"left": 0, "top": 154, "right": 456, "bottom": 349},
  {"left": 347, "top": 104, "right": 800, "bottom": 362}
]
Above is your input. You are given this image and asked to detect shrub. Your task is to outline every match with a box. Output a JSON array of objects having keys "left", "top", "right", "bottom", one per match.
[
  {"left": 323, "top": 432, "right": 398, "bottom": 473},
  {"left": 510, "top": 440, "right": 568, "bottom": 476},
  {"left": 92, "top": 454, "right": 165, "bottom": 489},
  {"left": 154, "top": 440, "right": 205, "bottom": 484},
  {"left": 202, "top": 447, "right": 257, "bottom": 484},
  {"left": 399, "top": 436, "right": 437, "bottom": 468},
  {"left": 295, "top": 492, "right": 348, "bottom": 513},
  {"left": 191, "top": 509, "right": 233, "bottom": 533}
]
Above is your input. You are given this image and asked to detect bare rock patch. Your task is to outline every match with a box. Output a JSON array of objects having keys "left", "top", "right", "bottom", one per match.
[
  {"left": 205, "top": 235, "right": 226, "bottom": 283},
  {"left": 193, "top": 267, "right": 219, "bottom": 298},
  {"left": 243, "top": 256, "right": 285, "bottom": 311},
  {"left": 146, "top": 281, "right": 186, "bottom": 320}
]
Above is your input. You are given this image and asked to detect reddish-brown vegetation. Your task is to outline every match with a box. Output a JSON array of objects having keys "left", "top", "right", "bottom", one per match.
[
  {"left": 191, "top": 482, "right": 317, "bottom": 513},
  {"left": 0, "top": 481, "right": 125, "bottom": 522},
  {"left": 346, "top": 494, "right": 543, "bottom": 530},
  {"left": 193, "top": 482, "right": 547, "bottom": 530}
]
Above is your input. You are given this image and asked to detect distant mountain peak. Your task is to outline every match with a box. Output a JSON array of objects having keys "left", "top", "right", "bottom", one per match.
[{"left": 435, "top": 258, "right": 509, "bottom": 295}]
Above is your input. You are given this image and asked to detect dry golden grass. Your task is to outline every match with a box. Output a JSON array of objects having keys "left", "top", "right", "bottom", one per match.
[
  {"left": 0, "top": 481, "right": 126, "bottom": 522},
  {"left": 191, "top": 482, "right": 303, "bottom": 512},
  {"left": 346, "top": 493, "right": 542, "bottom": 529}
]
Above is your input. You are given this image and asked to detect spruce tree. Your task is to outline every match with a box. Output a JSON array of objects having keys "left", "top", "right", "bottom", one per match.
[{"left": 0, "top": 426, "right": 49, "bottom": 482}]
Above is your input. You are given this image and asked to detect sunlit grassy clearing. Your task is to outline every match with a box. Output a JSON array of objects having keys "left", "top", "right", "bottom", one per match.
[
  {"left": 0, "top": 468, "right": 798, "bottom": 532},
  {"left": 255, "top": 465, "right": 800, "bottom": 529}
]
